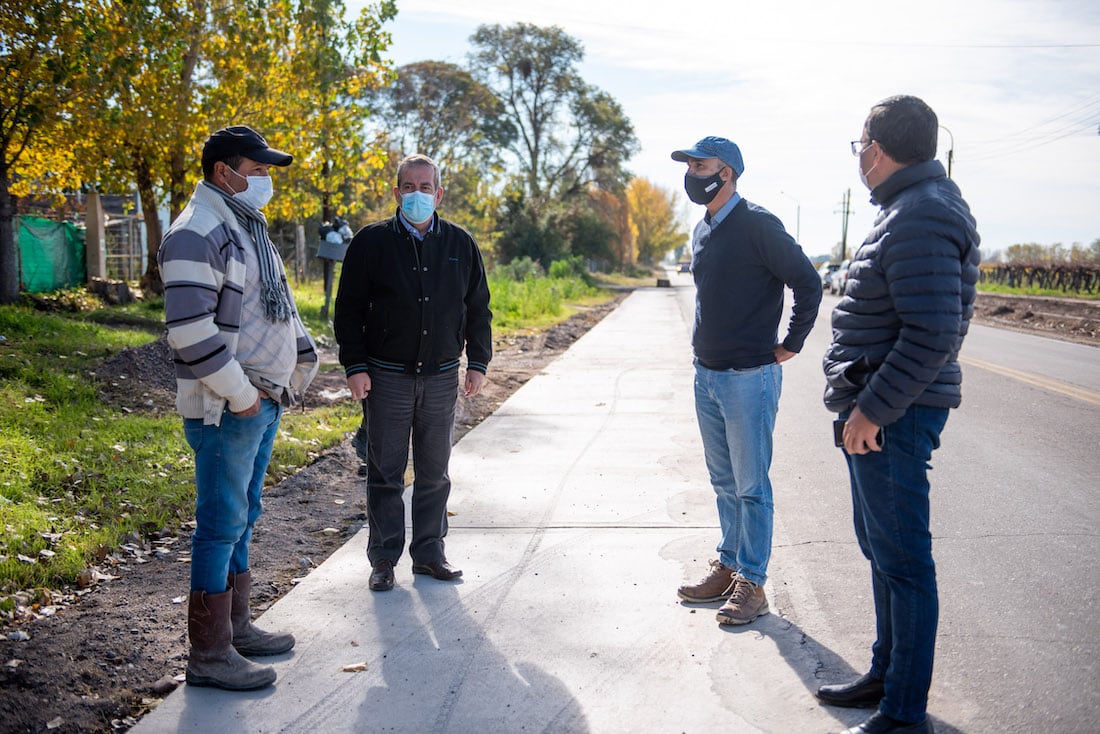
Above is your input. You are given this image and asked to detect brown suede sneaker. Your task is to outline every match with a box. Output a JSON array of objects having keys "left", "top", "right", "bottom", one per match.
[
  {"left": 716, "top": 576, "right": 769, "bottom": 625},
  {"left": 677, "top": 559, "right": 737, "bottom": 603}
]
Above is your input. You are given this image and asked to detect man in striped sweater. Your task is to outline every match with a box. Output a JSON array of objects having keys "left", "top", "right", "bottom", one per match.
[{"left": 159, "top": 125, "right": 318, "bottom": 691}]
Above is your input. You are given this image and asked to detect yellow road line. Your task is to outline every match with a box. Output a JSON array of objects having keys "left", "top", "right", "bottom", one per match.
[{"left": 960, "top": 355, "right": 1100, "bottom": 407}]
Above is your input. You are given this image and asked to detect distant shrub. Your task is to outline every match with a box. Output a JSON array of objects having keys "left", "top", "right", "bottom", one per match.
[{"left": 493, "top": 256, "right": 544, "bottom": 282}]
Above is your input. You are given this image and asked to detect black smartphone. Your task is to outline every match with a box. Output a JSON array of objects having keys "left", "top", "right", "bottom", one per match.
[{"left": 833, "top": 419, "right": 884, "bottom": 448}]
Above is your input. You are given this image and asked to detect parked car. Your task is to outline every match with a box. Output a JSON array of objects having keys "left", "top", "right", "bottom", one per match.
[
  {"left": 829, "top": 260, "right": 850, "bottom": 295},
  {"left": 817, "top": 262, "right": 839, "bottom": 289}
]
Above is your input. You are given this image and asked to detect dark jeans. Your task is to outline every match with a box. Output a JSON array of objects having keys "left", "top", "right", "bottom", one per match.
[
  {"left": 365, "top": 369, "right": 458, "bottom": 565},
  {"left": 843, "top": 404, "right": 949, "bottom": 723}
]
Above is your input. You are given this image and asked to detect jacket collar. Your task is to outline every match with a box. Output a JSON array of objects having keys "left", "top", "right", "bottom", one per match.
[
  {"left": 390, "top": 208, "right": 439, "bottom": 238},
  {"left": 869, "top": 159, "right": 946, "bottom": 206}
]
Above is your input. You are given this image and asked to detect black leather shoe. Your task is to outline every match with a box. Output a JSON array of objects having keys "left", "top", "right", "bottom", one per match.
[
  {"left": 369, "top": 559, "right": 395, "bottom": 591},
  {"left": 817, "top": 672, "right": 886, "bottom": 708},
  {"left": 834, "top": 711, "right": 932, "bottom": 734},
  {"left": 411, "top": 559, "right": 463, "bottom": 580}
]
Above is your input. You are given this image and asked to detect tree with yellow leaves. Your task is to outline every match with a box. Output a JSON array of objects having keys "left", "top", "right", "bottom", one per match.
[
  {"left": 205, "top": 0, "right": 397, "bottom": 228},
  {"left": 0, "top": 0, "right": 124, "bottom": 302},
  {"left": 9, "top": 0, "right": 397, "bottom": 296},
  {"left": 626, "top": 177, "right": 689, "bottom": 266}
]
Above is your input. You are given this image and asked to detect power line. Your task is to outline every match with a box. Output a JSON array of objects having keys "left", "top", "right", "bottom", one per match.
[
  {"left": 960, "top": 96, "right": 1100, "bottom": 161},
  {"left": 967, "top": 95, "right": 1100, "bottom": 145}
]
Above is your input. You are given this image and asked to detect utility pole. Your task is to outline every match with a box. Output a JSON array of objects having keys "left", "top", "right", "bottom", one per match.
[{"left": 836, "top": 188, "right": 852, "bottom": 261}]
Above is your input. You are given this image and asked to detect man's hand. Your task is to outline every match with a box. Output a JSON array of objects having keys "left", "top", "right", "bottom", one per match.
[
  {"left": 348, "top": 372, "right": 372, "bottom": 401},
  {"left": 232, "top": 390, "right": 269, "bottom": 417},
  {"left": 773, "top": 345, "right": 797, "bottom": 364},
  {"left": 464, "top": 370, "right": 485, "bottom": 398},
  {"left": 843, "top": 405, "right": 883, "bottom": 455}
]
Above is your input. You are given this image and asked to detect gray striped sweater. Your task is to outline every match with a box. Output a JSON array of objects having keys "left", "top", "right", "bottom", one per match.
[{"left": 159, "top": 182, "right": 318, "bottom": 425}]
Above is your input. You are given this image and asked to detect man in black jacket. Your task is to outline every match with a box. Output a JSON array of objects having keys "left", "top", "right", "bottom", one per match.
[
  {"left": 818, "top": 96, "right": 980, "bottom": 734},
  {"left": 334, "top": 154, "right": 492, "bottom": 592}
]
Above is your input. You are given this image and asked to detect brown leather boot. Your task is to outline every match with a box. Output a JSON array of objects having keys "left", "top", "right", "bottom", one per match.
[
  {"left": 186, "top": 589, "right": 276, "bottom": 690},
  {"left": 228, "top": 570, "right": 295, "bottom": 656}
]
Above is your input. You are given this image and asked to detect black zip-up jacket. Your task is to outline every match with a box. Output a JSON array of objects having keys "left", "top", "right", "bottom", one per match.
[{"left": 333, "top": 211, "right": 492, "bottom": 378}]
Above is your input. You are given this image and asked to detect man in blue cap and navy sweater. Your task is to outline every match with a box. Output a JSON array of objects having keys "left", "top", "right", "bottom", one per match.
[{"left": 672, "top": 136, "right": 822, "bottom": 626}]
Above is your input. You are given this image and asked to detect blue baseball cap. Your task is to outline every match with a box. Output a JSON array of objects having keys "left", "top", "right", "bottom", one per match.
[{"left": 671, "top": 136, "right": 745, "bottom": 176}]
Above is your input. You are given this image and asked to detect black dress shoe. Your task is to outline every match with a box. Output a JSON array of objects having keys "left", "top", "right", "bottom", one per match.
[
  {"left": 834, "top": 711, "right": 932, "bottom": 734},
  {"left": 411, "top": 559, "right": 463, "bottom": 580},
  {"left": 369, "top": 559, "right": 395, "bottom": 591},
  {"left": 817, "top": 672, "right": 886, "bottom": 708}
]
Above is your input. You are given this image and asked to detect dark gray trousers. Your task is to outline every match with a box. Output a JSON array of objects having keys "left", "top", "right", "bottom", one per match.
[{"left": 365, "top": 369, "right": 458, "bottom": 565}]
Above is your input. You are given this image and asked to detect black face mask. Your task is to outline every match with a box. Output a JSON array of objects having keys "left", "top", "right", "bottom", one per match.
[{"left": 684, "top": 169, "right": 726, "bottom": 205}]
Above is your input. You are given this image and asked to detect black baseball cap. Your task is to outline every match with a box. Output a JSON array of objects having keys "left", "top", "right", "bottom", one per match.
[{"left": 201, "top": 125, "right": 293, "bottom": 168}]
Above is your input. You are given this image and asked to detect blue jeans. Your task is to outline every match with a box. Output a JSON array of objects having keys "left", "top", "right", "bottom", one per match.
[
  {"left": 365, "top": 370, "right": 458, "bottom": 565},
  {"left": 693, "top": 362, "right": 782, "bottom": 586},
  {"left": 184, "top": 399, "right": 281, "bottom": 593},
  {"left": 843, "top": 404, "right": 949, "bottom": 723}
]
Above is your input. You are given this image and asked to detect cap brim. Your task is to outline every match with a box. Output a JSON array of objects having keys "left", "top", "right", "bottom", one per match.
[
  {"left": 245, "top": 147, "right": 293, "bottom": 166},
  {"left": 671, "top": 148, "right": 712, "bottom": 162}
]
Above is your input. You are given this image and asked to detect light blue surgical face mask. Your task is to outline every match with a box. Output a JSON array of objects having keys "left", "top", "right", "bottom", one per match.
[{"left": 401, "top": 191, "right": 436, "bottom": 224}]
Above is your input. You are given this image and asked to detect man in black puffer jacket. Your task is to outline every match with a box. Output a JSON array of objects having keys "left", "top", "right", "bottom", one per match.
[{"left": 817, "top": 96, "right": 980, "bottom": 734}]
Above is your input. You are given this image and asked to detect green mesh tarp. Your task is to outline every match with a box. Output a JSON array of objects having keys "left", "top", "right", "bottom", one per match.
[{"left": 17, "top": 216, "right": 86, "bottom": 292}]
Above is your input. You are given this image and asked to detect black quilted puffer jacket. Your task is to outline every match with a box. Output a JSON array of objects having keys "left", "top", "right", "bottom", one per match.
[{"left": 823, "top": 160, "right": 981, "bottom": 426}]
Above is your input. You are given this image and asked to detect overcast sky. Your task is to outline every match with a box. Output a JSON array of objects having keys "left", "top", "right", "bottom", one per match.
[{"left": 359, "top": 0, "right": 1100, "bottom": 258}]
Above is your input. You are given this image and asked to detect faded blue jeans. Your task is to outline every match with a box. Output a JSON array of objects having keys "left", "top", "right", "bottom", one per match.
[
  {"left": 365, "top": 369, "right": 459, "bottom": 566},
  {"left": 693, "top": 361, "right": 782, "bottom": 586},
  {"left": 843, "top": 404, "right": 949, "bottom": 723},
  {"left": 184, "top": 398, "right": 281, "bottom": 593}
]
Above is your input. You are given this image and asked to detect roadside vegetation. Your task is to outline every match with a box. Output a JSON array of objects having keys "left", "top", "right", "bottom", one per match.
[
  {"left": 977, "top": 241, "right": 1100, "bottom": 299},
  {"left": 0, "top": 271, "right": 619, "bottom": 595},
  {"left": 977, "top": 281, "right": 1100, "bottom": 300}
]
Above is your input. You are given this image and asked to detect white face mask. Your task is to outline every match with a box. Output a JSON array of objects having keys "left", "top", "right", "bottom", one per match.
[
  {"left": 858, "top": 143, "right": 878, "bottom": 190},
  {"left": 859, "top": 161, "right": 877, "bottom": 190},
  {"left": 227, "top": 167, "right": 274, "bottom": 210}
]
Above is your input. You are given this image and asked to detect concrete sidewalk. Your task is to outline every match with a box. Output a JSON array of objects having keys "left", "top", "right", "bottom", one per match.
[{"left": 133, "top": 284, "right": 856, "bottom": 734}]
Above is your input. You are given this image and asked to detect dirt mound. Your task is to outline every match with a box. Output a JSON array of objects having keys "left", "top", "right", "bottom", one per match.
[{"left": 971, "top": 293, "right": 1100, "bottom": 346}]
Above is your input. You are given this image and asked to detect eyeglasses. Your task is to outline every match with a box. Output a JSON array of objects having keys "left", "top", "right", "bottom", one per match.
[{"left": 850, "top": 140, "right": 873, "bottom": 157}]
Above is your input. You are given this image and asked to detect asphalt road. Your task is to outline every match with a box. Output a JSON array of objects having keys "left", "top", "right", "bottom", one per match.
[{"left": 672, "top": 277, "right": 1100, "bottom": 734}]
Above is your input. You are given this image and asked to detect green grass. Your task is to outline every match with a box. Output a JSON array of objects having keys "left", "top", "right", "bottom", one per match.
[
  {"left": 977, "top": 283, "right": 1100, "bottom": 300},
  {"left": 0, "top": 274, "right": 617, "bottom": 593},
  {"left": 488, "top": 272, "right": 605, "bottom": 333}
]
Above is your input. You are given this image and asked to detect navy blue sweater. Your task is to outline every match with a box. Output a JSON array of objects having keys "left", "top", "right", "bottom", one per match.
[
  {"left": 823, "top": 160, "right": 980, "bottom": 425},
  {"left": 692, "top": 198, "right": 822, "bottom": 369}
]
